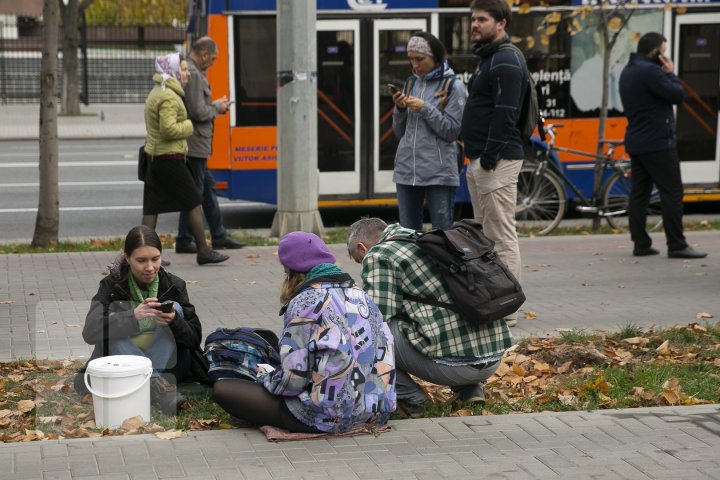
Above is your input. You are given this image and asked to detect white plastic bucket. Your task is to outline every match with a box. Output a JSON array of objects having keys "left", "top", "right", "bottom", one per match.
[{"left": 84, "top": 355, "right": 153, "bottom": 428}]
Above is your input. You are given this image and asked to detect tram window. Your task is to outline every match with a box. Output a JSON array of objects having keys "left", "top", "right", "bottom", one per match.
[
  {"left": 317, "top": 30, "right": 355, "bottom": 173},
  {"left": 233, "top": 16, "right": 277, "bottom": 127}
]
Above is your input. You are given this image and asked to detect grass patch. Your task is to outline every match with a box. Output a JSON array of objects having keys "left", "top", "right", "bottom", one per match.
[
  {"left": 2, "top": 321, "right": 719, "bottom": 441},
  {"left": 1, "top": 219, "right": 716, "bottom": 254},
  {"left": 556, "top": 329, "right": 594, "bottom": 345}
]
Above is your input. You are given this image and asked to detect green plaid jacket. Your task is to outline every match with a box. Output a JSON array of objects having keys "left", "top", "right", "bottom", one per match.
[{"left": 361, "top": 224, "right": 513, "bottom": 359}]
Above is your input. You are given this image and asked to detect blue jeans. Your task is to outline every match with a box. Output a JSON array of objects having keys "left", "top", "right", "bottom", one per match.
[
  {"left": 177, "top": 156, "right": 227, "bottom": 245},
  {"left": 396, "top": 184, "right": 456, "bottom": 231},
  {"left": 107, "top": 307, "right": 191, "bottom": 383}
]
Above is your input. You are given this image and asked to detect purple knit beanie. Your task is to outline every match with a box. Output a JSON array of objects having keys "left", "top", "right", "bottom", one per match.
[{"left": 277, "top": 231, "right": 336, "bottom": 273}]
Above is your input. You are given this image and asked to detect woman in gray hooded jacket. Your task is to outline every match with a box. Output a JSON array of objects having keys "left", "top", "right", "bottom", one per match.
[{"left": 391, "top": 31, "right": 468, "bottom": 231}]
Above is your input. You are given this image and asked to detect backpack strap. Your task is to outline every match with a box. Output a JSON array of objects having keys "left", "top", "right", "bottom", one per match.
[
  {"left": 382, "top": 234, "right": 459, "bottom": 313},
  {"left": 434, "top": 76, "right": 455, "bottom": 112},
  {"left": 402, "top": 76, "right": 416, "bottom": 95},
  {"left": 498, "top": 43, "right": 539, "bottom": 134}
]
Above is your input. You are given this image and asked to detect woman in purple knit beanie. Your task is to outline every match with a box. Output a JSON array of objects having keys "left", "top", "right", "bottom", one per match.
[{"left": 212, "top": 231, "right": 396, "bottom": 434}]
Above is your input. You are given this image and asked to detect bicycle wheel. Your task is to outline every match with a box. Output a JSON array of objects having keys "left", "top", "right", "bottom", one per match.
[
  {"left": 516, "top": 164, "right": 567, "bottom": 236},
  {"left": 602, "top": 171, "right": 663, "bottom": 233}
]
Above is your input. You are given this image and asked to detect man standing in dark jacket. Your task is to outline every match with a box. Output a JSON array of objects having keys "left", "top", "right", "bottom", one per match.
[
  {"left": 460, "top": 0, "right": 528, "bottom": 327},
  {"left": 619, "top": 32, "right": 706, "bottom": 259},
  {"left": 175, "top": 36, "right": 246, "bottom": 253}
]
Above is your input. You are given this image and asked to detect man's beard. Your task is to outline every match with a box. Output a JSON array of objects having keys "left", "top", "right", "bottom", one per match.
[{"left": 472, "top": 28, "right": 496, "bottom": 46}]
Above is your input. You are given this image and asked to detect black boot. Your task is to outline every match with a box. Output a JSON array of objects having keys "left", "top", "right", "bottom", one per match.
[{"left": 151, "top": 376, "right": 187, "bottom": 416}]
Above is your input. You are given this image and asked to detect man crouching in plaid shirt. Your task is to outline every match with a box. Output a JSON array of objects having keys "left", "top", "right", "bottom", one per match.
[{"left": 348, "top": 217, "right": 513, "bottom": 415}]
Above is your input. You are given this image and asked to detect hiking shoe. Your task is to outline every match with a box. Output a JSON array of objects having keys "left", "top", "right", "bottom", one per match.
[
  {"left": 397, "top": 399, "right": 432, "bottom": 418},
  {"left": 196, "top": 250, "right": 229, "bottom": 265},
  {"left": 151, "top": 377, "right": 187, "bottom": 416}
]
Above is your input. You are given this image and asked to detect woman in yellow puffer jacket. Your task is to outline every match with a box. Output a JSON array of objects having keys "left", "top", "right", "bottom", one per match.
[{"left": 142, "top": 53, "right": 228, "bottom": 265}]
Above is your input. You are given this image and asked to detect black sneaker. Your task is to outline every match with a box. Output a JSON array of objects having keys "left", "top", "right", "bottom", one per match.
[
  {"left": 450, "top": 384, "right": 486, "bottom": 404},
  {"left": 151, "top": 377, "right": 187, "bottom": 416},
  {"left": 196, "top": 249, "right": 230, "bottom": 265},
  {"left": 212, "top": 236, "right": 247, "bottom": 250}
]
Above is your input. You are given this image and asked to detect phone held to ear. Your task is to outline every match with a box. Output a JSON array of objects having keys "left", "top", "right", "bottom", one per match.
[{"left": 653, "top": 52, "right": 664, "bottom": 66}]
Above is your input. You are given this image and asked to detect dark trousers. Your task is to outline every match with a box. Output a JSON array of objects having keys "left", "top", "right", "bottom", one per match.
[
  {"left": 177, "top": 156, "right": 227, "bottom": 244},
  {"left": 628, "top": 149, "right": 687, "bottom": 252}
]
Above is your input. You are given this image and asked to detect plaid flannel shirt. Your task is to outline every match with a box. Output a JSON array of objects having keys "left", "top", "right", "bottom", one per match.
[{"left": 361, "top": 224, "right": 513, "bottom": 359}]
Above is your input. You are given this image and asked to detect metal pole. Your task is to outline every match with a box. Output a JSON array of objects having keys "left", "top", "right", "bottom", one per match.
[{"left": 270, "top": 0, "right": 325, "bottom": 237}]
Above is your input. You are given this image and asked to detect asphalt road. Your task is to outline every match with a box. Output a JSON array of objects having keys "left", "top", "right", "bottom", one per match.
[{"left": 0, "top": 138, "right": 278, "bottom": 242}]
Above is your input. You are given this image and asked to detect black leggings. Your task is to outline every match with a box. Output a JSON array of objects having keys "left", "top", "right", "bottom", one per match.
[{"left": 212, "top": 379, "right": 321, "bottom": 433}]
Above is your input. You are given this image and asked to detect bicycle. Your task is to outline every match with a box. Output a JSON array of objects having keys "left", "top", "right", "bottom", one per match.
[{"left": 516, "top": 123, "right": 662, "bottom": 236}]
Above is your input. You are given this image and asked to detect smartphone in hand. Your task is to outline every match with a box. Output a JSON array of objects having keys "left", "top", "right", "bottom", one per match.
[
  {"left": 159, "top": 301, "right": 174, "bottom": 313},
  {"left": 387, "top": 83, "right": 402, "bottom": 95}
]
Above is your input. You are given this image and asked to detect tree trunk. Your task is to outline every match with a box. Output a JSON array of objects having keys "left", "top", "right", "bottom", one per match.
[
  {"left": 592, "top": 11, "right": 612, "bottom": 233},
  {"left": 32, "top": 0, "right": 60, "bottom": 248},
  {"left": 60, "top": 0, "right": 81, "bottom": 115}
]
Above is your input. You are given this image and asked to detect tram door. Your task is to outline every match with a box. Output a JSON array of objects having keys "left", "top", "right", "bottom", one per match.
[
  {"left": 373, "top": 19, "right": 428, "bottom": 195},
  {"left": 674, "top": 13, "right": 720, "bottom": 184},
  {"left": 317, "top": 21, "right": 361, "bottom": 196}
]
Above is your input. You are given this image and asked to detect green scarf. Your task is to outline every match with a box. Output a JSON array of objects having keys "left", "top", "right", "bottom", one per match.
[
  {"left": 128, "top": 273, "right": 159, "bottom": 350},
  {"left": 305, "top": 263, "right": 343, "bottom": 283}
]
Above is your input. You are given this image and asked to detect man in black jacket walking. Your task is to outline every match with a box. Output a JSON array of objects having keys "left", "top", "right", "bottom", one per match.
[
  {"left": 619, "top": 32, "right": 706, "bottom": 259},
  {"left": 460, "top": 0, "right": 529, "bottom": 327}
]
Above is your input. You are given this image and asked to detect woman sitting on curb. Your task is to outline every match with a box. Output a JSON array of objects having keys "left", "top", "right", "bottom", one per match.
[
  {"left": 213, "top": 231, "right": 397, "bottom": 433},
  {"left": 75, "top": 225, "right": 200, "bottom": 415}
]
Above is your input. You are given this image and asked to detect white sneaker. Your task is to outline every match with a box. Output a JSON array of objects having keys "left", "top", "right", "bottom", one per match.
[{"left": 505, "top": 318, "right": 517, "bottom": 327}]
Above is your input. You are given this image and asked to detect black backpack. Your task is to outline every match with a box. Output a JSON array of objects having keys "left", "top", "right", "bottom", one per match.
[{"left": 388, "top": 219, "right": 525, "bottom": 325}]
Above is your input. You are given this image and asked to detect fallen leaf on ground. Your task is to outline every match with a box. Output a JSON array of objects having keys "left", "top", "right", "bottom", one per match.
[
  {"left": 696, "top": 312, "right": 713, "bottom": 319},
  {"left": 155, "top": 429, "right": 183, "bottom": 440},
  {"left": 524, "top": 311, "right": 537, "bottom": 320}
]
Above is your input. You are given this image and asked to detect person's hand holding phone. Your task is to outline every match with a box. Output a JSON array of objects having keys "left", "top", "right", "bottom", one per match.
[
  {"left": 388, "top": 84, "right": 407, "bottom": 109},
  {"left": 214, "top": 96, "right": 230, "bottom": 114}
]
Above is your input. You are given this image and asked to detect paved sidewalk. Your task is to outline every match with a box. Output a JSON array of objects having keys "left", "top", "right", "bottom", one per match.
[
  {"left": 0, "top": 104, "right": 146, "bottom": 140},
  {"left": 0, "top": 232, "right": 719, "bottom": 479}
]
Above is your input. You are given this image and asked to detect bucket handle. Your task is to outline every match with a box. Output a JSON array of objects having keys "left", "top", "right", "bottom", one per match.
[{"left": 84, "top": 367, "right": 153, "bottom": 399}]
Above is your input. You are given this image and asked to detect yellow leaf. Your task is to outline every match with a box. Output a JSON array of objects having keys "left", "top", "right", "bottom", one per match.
[
  {"left": 454, "top": 409, "right": 475, "bottom": 417},
  {"left": 696, "top": 312, "right": 713, "bottom": 319},
  {"left": 518, "top": 3, "right": 532, "bottom": 14},
  {"left": 155, "top": 429, "right": 184, "bottom": 440},
  {"left": 545, "top": 12, "right": 562, "bottom": 24},
  {"left": 655, "top": 340, "right": 671, "bottom": 355},
  {"left": 524, "top": 311, "right": 537, "bottom": 320},
  {"left": 17, "top": 400, "right": 35, "bottom": 413},
  {"left": 545, "top": 25, "right": 557, "bottom": 36},
  {"left": 608, "top": 17, "right": 623, "bottom": 30},
  {"left": 121, "top": 416, "right": 146, "bottom": 432}
]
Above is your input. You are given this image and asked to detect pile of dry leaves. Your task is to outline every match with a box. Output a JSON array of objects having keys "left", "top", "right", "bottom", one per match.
[{"left": 1, "top": 322, "right": 718, "bottom": 442}]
